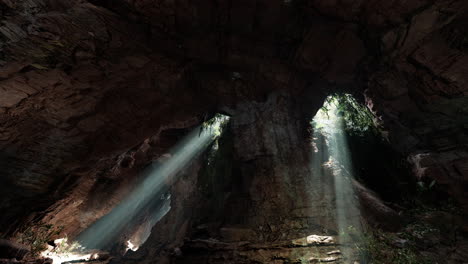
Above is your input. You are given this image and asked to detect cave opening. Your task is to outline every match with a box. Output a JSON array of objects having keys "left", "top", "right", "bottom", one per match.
[{"left": 310, "top": 94, "right": 377, "bottom": 262}]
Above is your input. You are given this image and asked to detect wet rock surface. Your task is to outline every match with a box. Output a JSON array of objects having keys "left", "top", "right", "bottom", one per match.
[{"left": 175, "top": 236, "right": 347, "bottom": 264}]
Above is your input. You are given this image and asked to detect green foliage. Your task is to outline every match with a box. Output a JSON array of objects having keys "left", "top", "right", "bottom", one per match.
[
  {"left": 355, "top": 230, "right": 431, "bottom": 264},
  {"left": 200, "top": 113, "right": 230, "bottom": 138},
  {"left": 18, "top": 223, "right": 64, "bottom": 256},
  {"left": 53, "top": 237, "right": 84, "bottom": 256},
  {"left": 416, "top": 180, "right": 436, "bottom": 193},
  {"left": 319, "top": 93, "right": 380, "bottom": 136},
  {"left": 336, "top": 225, "right": 432, "bottom": 264},
  {"left": 399, "top": 223, "right": 438, "bottom": 242},
  {"left": 404, "top": 197, "right": 459, "bottom": 216},
  {"left": 201, "top": 113, "right": 227, "bottom": 127}
]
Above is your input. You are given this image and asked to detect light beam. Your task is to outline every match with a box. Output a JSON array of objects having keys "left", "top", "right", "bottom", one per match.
[
  {"left": 76, "top": 115, "right": 229, "bottom": 251},
  {"left": 311, "top": 96, "right": 363, "bottom": 262}
]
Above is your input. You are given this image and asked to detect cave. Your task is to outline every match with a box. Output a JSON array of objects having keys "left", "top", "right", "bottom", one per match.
[{"left": 1, "top": 1, "right": 468, "bottom": 263}]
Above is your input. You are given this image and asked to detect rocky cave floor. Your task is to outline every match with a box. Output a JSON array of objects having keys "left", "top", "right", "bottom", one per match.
[
  {"left": 170, "top": 207, "right": 468, "bottom": 264},
  {"left": 109, "top": 200, "right": 468, "bottom": 264},
  {"left": 2, "top": 199, "right": 468, "bottom": 264}
]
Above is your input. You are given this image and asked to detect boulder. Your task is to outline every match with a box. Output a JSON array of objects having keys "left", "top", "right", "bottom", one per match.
[{"left": 353, "top": 180, "right": 403, "bottom": 231}]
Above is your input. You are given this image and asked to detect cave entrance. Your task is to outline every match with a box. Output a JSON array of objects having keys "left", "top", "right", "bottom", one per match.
[{"left": 310, "top": 94, "right": 378, "bottom": 261}]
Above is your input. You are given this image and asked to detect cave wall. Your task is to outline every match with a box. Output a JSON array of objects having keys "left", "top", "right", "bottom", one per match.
[
  {"left": 38, "top": 126, "right": 196, "bottom": 239},
  {"left": 364, "top": 1, "right": 468, "bottom": 209},
  {"left": 226, "top": 91, "right": 333, "bottom": 238},
  {"left": 0, "top": 0, "right": 204, "bottom": 233},
  {"left": 0, "top": 0, "right": 290, "bottom": 233}
]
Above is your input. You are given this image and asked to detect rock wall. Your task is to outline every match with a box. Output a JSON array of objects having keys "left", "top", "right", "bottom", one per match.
[
  {"left": 226, "top": 92, "right": 333, "bottom": 239},
  {"left": 114, "top": 153, "right": 205, "bottom": 264},
  {"left": 365, "top": 1, "right": 468, "bottom": 210},
  {"left": 0, "top": 0, "right": 201, "bottom": 233}
]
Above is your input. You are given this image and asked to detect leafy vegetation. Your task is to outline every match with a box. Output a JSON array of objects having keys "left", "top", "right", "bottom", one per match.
[
  {"left": 416, "top": 179, "right": 436, "bottom": 193},
  {"left": 52, "top": 237, "right": 85, "bottom": 256},
  {"left": 354, "top": 230, "right": 431, "bottom": 264},
  {"left": 336, "top": 223, "right": 436, "bottom": 264},
  {"left": 200, "top": 113, "right": 230, "bottom": 138},
  {"left": 346, "top": 200, "right": 460, "bottom": 264},
  {"left": 316, "top": 93, "right": 381, "bottom": 137},
  {"left": 18, "top": 223, "right": 64, "bottom": 256}
]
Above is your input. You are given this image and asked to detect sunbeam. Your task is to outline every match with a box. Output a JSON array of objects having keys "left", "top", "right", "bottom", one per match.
[
  {"left": 311, "top": 96, "right": 364, "bottom": 262},
  {"left": 75, "top": 115, "right": 230, "bottom": 251}
]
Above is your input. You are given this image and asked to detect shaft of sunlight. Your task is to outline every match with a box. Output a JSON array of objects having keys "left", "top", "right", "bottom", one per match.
[
  {"left": 126, "top": 194, "right": 172, "bottom": 252},
  {"left": 76, "top": 115, "right": 230, "bottom": 251},
  {"left": 312, "top": 97, "right": 363, "bottom": 261}
]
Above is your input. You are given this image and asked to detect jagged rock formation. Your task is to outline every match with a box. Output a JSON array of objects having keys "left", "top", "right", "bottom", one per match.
[{"left": 364, "top": 1, "right": 468, "bottom": 210}]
